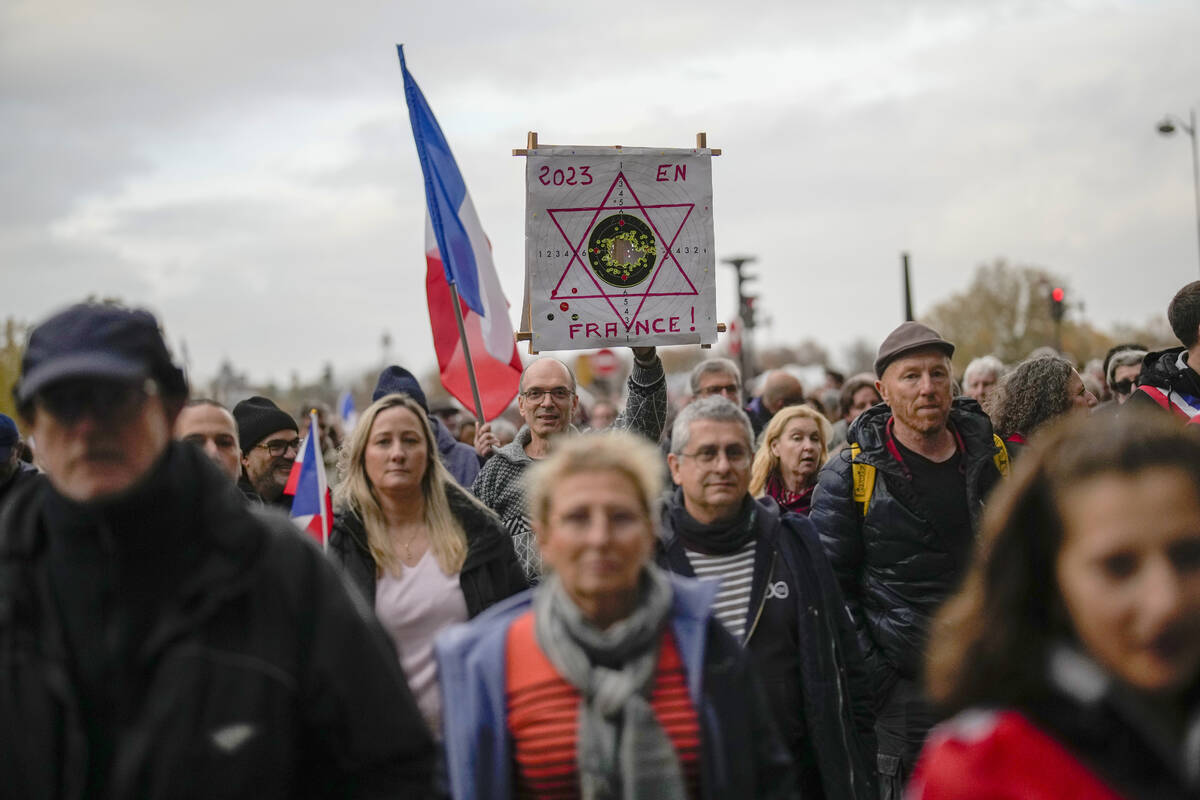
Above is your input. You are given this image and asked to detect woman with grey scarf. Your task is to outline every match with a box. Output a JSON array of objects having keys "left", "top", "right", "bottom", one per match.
[{"left": 435, "top": 430, "right": 797, "bottom": 800}]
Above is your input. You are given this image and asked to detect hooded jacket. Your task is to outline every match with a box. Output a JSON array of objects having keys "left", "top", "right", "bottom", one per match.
[
  {"left": 657, "top": 495, "right": 877, "bottom": 800},
  {"left": 810, "top": 397, "right": 1004, "bottom": 701},
  {"left": 0, "top": 442, "right": 433, "bottom": 799},
  {"left": 327, "top": 482, "right": 528, "bottom": 618},
  {"left": 434, "top": 574, "right": 798, "bottom": 800},
  {"left": 432, "top": 417, "right": 481, "bottom": 488}
]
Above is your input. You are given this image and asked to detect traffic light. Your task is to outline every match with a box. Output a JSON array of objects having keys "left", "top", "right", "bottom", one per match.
[
  {"left": 740, "top": 295, "right": 758, "bottom": 329},
  {"left": 1050, "top": 287, "right": 1065, "bottom": 322}
]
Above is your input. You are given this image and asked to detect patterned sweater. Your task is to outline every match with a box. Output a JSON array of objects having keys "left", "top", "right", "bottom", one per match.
[{"left": 472, "top": 355, "right": 667, "bottom": 582}]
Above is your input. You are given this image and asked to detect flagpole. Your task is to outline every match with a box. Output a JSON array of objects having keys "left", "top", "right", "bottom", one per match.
[{"left": 448, "top": 283, "right": 487, "bottom": 424}]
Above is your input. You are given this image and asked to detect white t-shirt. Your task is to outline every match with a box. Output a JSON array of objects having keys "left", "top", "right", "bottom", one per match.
[{"left": 374, "top": 550, "right": 468, "bottom": 739}]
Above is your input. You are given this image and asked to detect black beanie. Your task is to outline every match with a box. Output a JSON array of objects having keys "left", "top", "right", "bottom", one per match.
[
  {"left": 233, "top": 396, "right": 298, "bottom": 453},
  {"left": 372, "top": 365, "right": 429, "bottom": 412}
]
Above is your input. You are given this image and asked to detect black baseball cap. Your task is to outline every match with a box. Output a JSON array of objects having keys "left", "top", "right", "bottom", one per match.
[{"left": 14, "top": 303, "right": 187, "bottom": 407}]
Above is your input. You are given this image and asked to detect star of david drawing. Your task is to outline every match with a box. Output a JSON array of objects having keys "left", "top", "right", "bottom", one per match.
[{"left": 546, "top": 171, "right": 699, "bottom": 332}]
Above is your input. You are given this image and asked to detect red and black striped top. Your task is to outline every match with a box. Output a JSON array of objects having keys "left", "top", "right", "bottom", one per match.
[{"left": 505, "top": 610, "right": 702, "bottom": 799}]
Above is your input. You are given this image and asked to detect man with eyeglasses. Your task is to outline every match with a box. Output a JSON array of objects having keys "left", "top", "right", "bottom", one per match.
[
  {"left": 0, "top": 302, "right": 435, "bottom": 797},
  {"left": 655, "top": 395, "right": 877, "bottom": 800},
  {"left": 175, "top": 399, "right": 242, "bottom": 483},
  {"left": 232, "top": 395, "right": 300, "bottom": 508},
  {"left": 472, "top": 348, "right": 666, "bottom": 582}
]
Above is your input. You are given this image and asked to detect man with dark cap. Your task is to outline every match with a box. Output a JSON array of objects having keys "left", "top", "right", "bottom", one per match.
[
  {"left": 372, "top": 365, "right": 480, "bottom": 487},
  {"left": 0, "top": 302, "right": 434, "bottom": 797},
  {"left": 232, "top": 395, "right": 299, "bottom": 508},
  {"left": 810, "top": 321, "right": 1008, "bottom": 795},
  {"left": 0, "top": 412, "right": 40, "bottom": 510}
]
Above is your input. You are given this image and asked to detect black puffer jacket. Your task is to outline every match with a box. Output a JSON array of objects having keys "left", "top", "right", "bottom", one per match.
[
  {"left": 0, "top": 443, "right": 434, "bottom": 799},
  {"left": 1124, "top": 346, "right": 1200, "bottom": 420},
  {"left": 328, "top": 483, "right": 528, "bottom": 619},
  {"left": 810, "top": 398, "right": 1003, "bottom": 701}
]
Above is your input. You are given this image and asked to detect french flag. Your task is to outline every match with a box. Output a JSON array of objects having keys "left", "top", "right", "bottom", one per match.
[
  {"left": 285, "top": 410, "right": 333, "bottom": 548},
  {"left": 398, "top": 45, "right": 522, "bottom": 420}
]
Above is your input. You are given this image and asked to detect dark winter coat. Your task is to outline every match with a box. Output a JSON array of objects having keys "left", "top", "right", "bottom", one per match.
[
  {"left": 657, "top": 495, "right": 878, "bottom": 800},
  {"left": 810, "top": 398, "right": 1004, "bottom": 702},
  {"left": 0, "top": 459, "right": 41, "bottom": 512},
  {"left": 0, "top": 442, "right": 434, "bottom": 799},
  {"left": 1125, "top": 346, "right": 1200, "bottom": 421},
  {"left": 328, "top": 483, "right": 528, "bottom": 619}
]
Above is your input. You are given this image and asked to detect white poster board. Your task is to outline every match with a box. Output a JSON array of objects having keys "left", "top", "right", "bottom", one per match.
[{"left": 523, "top": 146, "right": 717, "bottom": 351}]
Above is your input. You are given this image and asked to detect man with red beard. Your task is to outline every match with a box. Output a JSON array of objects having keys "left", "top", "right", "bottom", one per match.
[{"left": 811, "top": 321, "right": 1007, "bottom": 797}]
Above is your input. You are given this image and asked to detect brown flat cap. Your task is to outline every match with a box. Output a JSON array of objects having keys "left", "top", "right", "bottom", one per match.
[{"left": 874, "top": 321, "right": 955, "bottom": 377}]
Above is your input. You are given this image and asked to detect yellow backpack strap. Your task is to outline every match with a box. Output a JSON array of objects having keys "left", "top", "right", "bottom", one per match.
[
  {"left": 992, "top": 434, "right": 1010, "bottom": 478},
  {"left": 849, "top": 443, "right": 875, "bottom": 518}
]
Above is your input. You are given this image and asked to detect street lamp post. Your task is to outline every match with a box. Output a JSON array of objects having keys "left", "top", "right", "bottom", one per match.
[{"left": 1157, "top": 108, "right": 1200, "bottom": 275}]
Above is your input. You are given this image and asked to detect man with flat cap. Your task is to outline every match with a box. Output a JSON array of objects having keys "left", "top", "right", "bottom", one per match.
[
  {"left": 810, "top": 321, "right": 1008, "bottom": 795},
  {"left": 232, "top": 395, "right": 299, "bottom": 508},
  {"left": 0, "top": 302, "right": 433, "bottom": 797}
]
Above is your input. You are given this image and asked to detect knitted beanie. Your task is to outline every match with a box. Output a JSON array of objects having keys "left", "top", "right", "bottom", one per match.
[
  {"left": 372, "top": 365, "right": 429, "bottom": 412},
  {"left": 232, "top": 396, "right": 298, "bottom": 453}
]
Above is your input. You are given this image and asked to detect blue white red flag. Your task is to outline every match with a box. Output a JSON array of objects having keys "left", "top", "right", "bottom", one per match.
[
  {"left": 338, "top": 390, "right": 358, "bottom": 432},
  {"left": 285, "top": 410, "right": 333, "bottom": 548},
  {"left": 397, "top": 45, "right": 522, "bottom": 420}
]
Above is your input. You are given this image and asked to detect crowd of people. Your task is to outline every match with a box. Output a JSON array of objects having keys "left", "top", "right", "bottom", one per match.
[{"left": 1, "top": 281, "right": 1199, "bottom": 799}]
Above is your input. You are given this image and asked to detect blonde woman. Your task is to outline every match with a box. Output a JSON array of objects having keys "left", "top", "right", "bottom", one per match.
[
  {"left": 328, "top": 393, "right": 527, "bottom": 737},
  {"left": 749, "top": 404, "right": 833, "bottom": 516},
  {"left": 436, "top": 430, "right": 795, "bottom": 799}
]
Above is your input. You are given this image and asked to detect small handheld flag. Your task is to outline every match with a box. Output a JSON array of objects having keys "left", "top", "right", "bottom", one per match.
[{"left": 285, "top": 409, "right": 334, "bottom": 548}]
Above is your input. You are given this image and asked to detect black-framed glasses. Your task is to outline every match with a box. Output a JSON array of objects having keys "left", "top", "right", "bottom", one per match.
[
  {"left": 35, "top": 378, "right": 157, "bottom": 425},
  {"left": 1112, "top": 379, "right": 1137, "bottom": 395},
  {"left": 522, "top": 387, "right": 573, "bottom": 402},
  {"left": 255, "top": 438, "right": 301, "bottom": 457},
  {"left": 678, "top": 444, "right": 751, "bottom": 467}
]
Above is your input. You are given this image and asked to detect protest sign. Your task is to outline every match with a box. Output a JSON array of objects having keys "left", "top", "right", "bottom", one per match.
[{"left": 521, "top": 143, "right": 718, "bottom": 351}]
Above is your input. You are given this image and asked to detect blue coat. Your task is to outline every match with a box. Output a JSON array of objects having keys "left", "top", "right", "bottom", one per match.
[{"left": 435, "top": 574, "right": 797, "bottom": 800}]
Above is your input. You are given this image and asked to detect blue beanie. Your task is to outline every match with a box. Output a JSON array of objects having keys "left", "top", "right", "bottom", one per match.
[{"left": 372, "top": 366, "right": 428, "bottom": 412}]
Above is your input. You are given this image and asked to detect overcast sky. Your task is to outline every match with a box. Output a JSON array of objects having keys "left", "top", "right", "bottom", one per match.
[{"left": 4, "top": 0, "right": 1199, "bottom": 388}]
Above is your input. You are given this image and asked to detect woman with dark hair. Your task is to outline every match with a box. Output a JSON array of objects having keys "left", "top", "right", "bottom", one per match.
[
  {"left": 909, "top": 412, "right": 1200, "bottom": 799},
  {"left": 328, "top": 393, "right": 527, "bottom": 738},
  {"left": 436, "top": 431, "right": 796, "bottom": 799},
  {"left": 985, "top": 356, "right": 1096, "bottom": 458}
]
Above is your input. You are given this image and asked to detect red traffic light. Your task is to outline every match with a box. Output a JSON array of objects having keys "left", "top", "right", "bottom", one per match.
[{"left": 1051, "top": 287, "right": 1065, "bottom": 303}]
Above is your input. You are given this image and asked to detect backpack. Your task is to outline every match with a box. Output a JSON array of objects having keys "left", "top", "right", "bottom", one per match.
[{"left": 848, "top": 435, "right": 1009, "bottom": 517}]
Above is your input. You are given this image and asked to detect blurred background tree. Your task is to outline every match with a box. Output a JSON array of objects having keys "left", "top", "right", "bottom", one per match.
[
  {"left": 1, "top": 317, "right": 26, "bottom": 424},
  {"left": 922, "top": 259, "right": 1174, "bottom": 373}
]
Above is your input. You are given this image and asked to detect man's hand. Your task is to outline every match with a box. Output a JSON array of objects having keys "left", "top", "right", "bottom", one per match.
[
  {"left": 631, "top": 346, "right": 657, "bottom": 364},
  {"left": 474, "top": 421, "right": 497, "bottom": 459}
]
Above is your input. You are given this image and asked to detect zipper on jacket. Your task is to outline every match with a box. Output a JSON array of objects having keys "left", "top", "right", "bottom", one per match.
[
  {"left": 742, "top": 551, "right": 776, "bottom": 645},
  {"left": 827, "top": 612, "right": 862, "bottom": 797}
]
